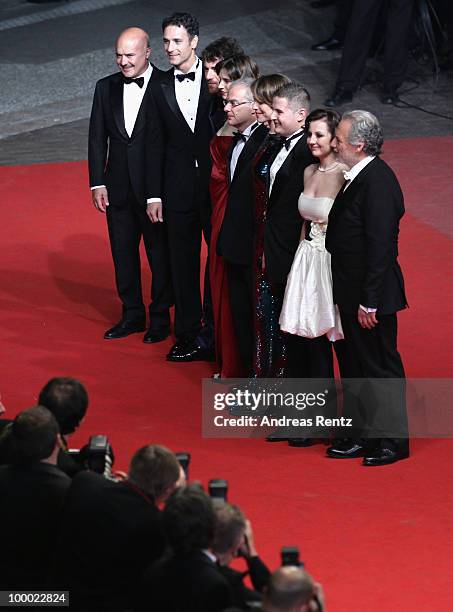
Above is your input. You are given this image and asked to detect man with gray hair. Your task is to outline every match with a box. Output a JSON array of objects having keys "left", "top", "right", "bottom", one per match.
[
  {"left": 325, "top": 110, "right": 409, "bottom": 466},
  {"left": 216, "top": 80, "right": 268, "bottom": 373}
]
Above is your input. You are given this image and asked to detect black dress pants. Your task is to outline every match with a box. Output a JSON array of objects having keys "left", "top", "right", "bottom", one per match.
[
  {"left": 106, "top": 186, "right": 172, "bottom": 328},
  {"left": 165, "top": 175, "right": 213, "bottom": 344},
  {"left": 337, "top": 0, "right": 414, "bottom": 91},
  {"left": 338, "top": 311, "right": 408, "bottom": 451},
  {"left": 226, "top": 262, "right": 253, "bottom": 375}
]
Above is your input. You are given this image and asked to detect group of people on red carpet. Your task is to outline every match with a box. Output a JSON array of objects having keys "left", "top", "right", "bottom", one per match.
[{"left": 88, "top": 12, "right": 409, "bottom": 466}]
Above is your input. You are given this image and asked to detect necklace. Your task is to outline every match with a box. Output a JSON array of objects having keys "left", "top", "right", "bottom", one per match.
[{"left": 317, "top": 162, "right": 339, "bottom": 173}]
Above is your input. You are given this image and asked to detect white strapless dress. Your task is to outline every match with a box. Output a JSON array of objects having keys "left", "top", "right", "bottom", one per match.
[{"left": 279, "top": 194, "right": 343, "bottom": 341}]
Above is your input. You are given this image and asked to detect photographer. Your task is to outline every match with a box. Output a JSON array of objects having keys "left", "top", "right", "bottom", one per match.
[
  {"left": 0, "top": 406, "right": 71, "bottom": 589},
  {"left": 52, "top": 444, "right": 181, "bottom": 611},
  {"left": 143, "top": 484, "right": 234, "bottom": 612},
  {"left": 263, "top": 567, "right": 325, "bottom": 612},
  {"left": 213, "top": 504, "right": 270, "bottom": 609},
  {"left": 0, "top": 377, "right": 88, "bottom": 476}
]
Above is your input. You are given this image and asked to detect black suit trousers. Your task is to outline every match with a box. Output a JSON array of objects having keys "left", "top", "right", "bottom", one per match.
[
  {"left": 165, "top": 173, "right": 213, "bottom": 342},
  {"left": 338, "top": 311, "right": 408, "bottom": 450},
  {"left": 337, "top": 0, "right": 414, "bottom": 91},
  {"left": 226, "top": 263, "right": 253, "bottom": 374},
  {"left": 106, "top": 186, "right": 172, "bottom": 327}
]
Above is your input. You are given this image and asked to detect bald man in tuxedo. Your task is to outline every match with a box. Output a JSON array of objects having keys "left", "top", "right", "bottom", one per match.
[{"left": 89, "top": 27, "right": 172, "bottom": 343}]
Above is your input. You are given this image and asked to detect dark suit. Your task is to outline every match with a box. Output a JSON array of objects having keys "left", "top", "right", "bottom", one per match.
[
  {"left": 143, "top": 550, "right": 233, "bottom": 612},
  {"left": 149, "top": 65, "right": 215, "bottom": 343},
  {"left": 326, "top": 156, "right": 408, "bottom": 448},
  {"left": 262, "top": 135, "right": 331, "bottom": 378},
  {"left": 53, "top": 472, "right": 166, "bottom": 611},
  {"left": 264, "top": 134, "right": 314, "bottom": 285},
  {"left": 0, "top": 462, "right": 71, "bottom": 590},
  {"left": 216, "top": 124, "right": 268, "bottom": 371},
  {"left": 88, "top": 65, "right": 172, "bottom": 329}
]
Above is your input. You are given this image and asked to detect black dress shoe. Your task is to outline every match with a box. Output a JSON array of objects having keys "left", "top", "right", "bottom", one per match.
[
  {"left": 363, "top": 447, "right": 409, "bottom": 466},
  {"left": 326, "top": 442, "right": 369, "bottom": 459},
  {"left": 288, "top": 438, "right": 319, "bottom": 448},
  {"left": 104, "top": 319, "right": 146, "bottom": 340},
  {"left": 325, "top": 87, "right": 354, "bottom": 107},
  {"left": 311, "top": 36, "right": 343, "bottom": 51},
  {"left": 166, "top": 339, "right": 215, "bottom": 362},
  {"left": 143, "top": 327, "right": 170, "bottom": 344}
]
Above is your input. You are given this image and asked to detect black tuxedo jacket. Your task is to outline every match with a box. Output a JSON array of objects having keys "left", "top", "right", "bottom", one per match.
[
  {"left": 143, "top": 550, "right": 233, "bottom": 612},
  {"left": 216, "top": 124, "right": 269, "bottom": 266},
  {"left": 88, "top": 65, "right": 163, "bottom": 206},
  {"left": 264, "top": 134, "right": 315, "bottom": 284},
  {"left": 148, "top": 67, "right": 214, "bottom": 212},
  {"left": 326, "top": 156, "right": 407, "bottom": 314}
]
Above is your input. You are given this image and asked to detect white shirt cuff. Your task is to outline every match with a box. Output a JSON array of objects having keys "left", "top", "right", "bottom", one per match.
[
  {"left": 146, "top": 198, "right": 162, "bottom": 204},
  {"left": 359, "top": 305, "right": 377, "bottom": 313},
  {"left": 90, "top": 185, "right": 105, "bottom": 190}
]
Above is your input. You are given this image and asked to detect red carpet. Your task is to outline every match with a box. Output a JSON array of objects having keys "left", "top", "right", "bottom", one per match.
[{"left": 1, "top": 136, "right": 453, "bottom": 610}]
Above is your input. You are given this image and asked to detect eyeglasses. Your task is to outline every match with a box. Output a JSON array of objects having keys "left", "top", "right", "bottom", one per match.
[{"left": 223, "top": 99, "right": 253, "bottom": 108}]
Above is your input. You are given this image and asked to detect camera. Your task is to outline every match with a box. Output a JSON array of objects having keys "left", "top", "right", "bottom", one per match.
[
  {"left": 281, "top": 546, "right": 304, "bottom": 568},
  {"left": 208, "top": 478, "right": 228, "bottom": 502},
  {"left": 175, "top": 452, "right": 191, "bottom": 479},
  {"left": 68, "top": 435, "right": 114, "bottom": 477}
]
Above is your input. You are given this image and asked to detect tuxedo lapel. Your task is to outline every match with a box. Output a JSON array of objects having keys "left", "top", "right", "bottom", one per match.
[
  {"left": 229, "top": 124, "right": 266, "bottom": 186},
  {"left": 268, "top": 136, "right": 306, "bottom": 207},
  {"left": 130, "top": 85, "right": 149, "bottom": 139},
  {"left": 110, "top": 75, "right": 129, "bottom": 140},
  {"left": 194, "top": 76, "right": 211, "bottom": 132},
  {"left": 161, "top": 69, "right": 190, "bottom": 129}
]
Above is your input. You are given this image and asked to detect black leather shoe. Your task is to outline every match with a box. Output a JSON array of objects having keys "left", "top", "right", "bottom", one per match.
[
  {"left": 266, "top": 433, "right": 291, "bottom": 442},
  {"left": 166, "top": 339, "right": 215, "bottom": 362},
  {"left": 325, "top": 88, "right": 353, "bottom": 107},
  {"left": 104, "top": 319, "right": 146, "bottom": 340},
  {"left": 363, "top": 447, "right": 409, "bottom": 466},
  {"left": 143, "top": 327, "right": 170, "bottom": 344},
  {"left": 311, "top": 36, "right": 343, "bottom": 51},
  {"left": 326, "top": 442, "right": 368, "bottom": 458},
  {"left": 288, "top": 438, "right": 319, "bottom": 447}
]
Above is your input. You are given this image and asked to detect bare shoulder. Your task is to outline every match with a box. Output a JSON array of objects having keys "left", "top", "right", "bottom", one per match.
[{"left": 304, "top": 163, "right": 318, "bottom": 178}]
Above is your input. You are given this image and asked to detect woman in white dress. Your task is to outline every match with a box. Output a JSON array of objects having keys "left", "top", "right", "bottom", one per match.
[{"left": 280, "top": 109, "right": 347, "bottom": 379}]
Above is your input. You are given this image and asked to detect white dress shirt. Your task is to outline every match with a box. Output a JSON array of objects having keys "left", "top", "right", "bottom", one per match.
[
  {"left": 269, "top": 130, "right": 304, "bottom": 194},
  {"left": 123, "top": 63, "right": 153, "bottom": 137},
  {"left": 174, "top": 57, "right": 202, "bottom": 133},
  {"left": 229, "top": 122, "right": 258, "bottom": 180},
  {"left": 342, "top": 155, "right": 375, "bottom": 191}
]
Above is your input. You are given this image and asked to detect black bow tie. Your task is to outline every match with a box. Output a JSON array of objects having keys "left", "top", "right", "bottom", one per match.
[
  {"left": 232, "top": 131, "right": 248, "bottom": 144},
  {"left": 176, "top": 72, "right": 196, "bottom": 82},
  {"left": 281, "top": 130, "right": 304, "bottom": 150},
  {"left": 123, "top": 76, "right": 144, "bottom": 88}
]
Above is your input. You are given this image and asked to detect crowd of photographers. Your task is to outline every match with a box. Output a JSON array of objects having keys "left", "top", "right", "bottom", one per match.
[{"left": 0, "top": 378, "right": 324, "bottom": 612}]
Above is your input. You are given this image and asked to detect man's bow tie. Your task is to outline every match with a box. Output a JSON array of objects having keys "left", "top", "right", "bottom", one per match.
[
  {"left": 176, "top": 72, "right": 196, "bottom": 82},
  {"left": 281, "top": 130, "right": 304, "bottom": 150},
  {"left": 232, "top": 131, "right": 248, "bottom": 144},
  {"left": 123, "top": 76, "right": 144, "bottom": 88},
  {"left": 343, "top": 170, "right": 353, "bottom": 181}
]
